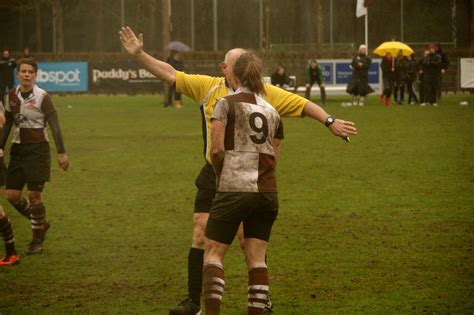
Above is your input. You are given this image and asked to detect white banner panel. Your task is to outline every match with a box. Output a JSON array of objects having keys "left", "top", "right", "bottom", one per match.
[{"left": 460, "top": 58, "right": 474, "bottom": 88}]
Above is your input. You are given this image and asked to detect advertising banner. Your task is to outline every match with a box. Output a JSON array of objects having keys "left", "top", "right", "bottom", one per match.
[
  {"left": 319, "top": 63, "right": 333, "bottom": 84},
  {"left": 16, "top": 62, "right": 88, "bottom": 92},
  {"left": 89, "top": 62, "right": 163, "bottom": 94},
  {"left": 460, "top": 58, "right": 474, "bottom": 88}
]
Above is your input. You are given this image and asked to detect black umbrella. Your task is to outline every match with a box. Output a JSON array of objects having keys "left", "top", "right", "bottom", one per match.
[{"left": 166, "top": 41, "right": 192, "bottom": 52}]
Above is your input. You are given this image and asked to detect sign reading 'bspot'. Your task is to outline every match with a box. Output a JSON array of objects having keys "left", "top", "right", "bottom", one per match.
[{"left": 36, "top": 62, "right": 88, "bottom": 92}]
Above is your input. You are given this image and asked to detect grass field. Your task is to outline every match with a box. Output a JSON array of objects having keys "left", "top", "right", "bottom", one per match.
[{"left": 0, "top": 93, "right": 473, "bottom": 314}]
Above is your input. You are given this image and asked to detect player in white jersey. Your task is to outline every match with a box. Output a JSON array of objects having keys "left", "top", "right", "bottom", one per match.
[
  {"left": 0, "top": 101, "right": 19, "bottom": 266},
  {"left": 203, "top": 52, "right": 282, "bottom": 315}
]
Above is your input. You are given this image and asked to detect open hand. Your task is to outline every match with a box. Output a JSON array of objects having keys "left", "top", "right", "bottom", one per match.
[
  {"left": 329, "top": 119, "right": 357, "bottom": 140},
  {"left": 119, "top": 26, "right": 144, "bottom": 56}
]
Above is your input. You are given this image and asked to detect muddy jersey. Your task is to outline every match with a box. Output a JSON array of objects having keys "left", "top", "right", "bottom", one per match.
[
  {"left": 211, "top": 89, "right": 284, "bottom": 193},
  {"left": 175, "top": 71, "right": 306, "bottom": 164},
  {"left": 6, "top": 85, "right": 56, "bottom": 144}
]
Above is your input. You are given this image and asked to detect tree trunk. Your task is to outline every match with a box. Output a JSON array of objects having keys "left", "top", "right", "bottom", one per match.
[
  {"left": 161, "top": 0, "right": 171, "bottom": 57},
  {"left": 263, "top": 0, "right": 270, "bottom": 51},
  {"left": 35, "top": 0, "right": 42, "bottom": 52},
  {"left": 53, "top": 0, "right": 64, "bottom": 53},
  {"left": 18, "top": 9, "right": 24, "bottom": 51},
  {"left": 148, "top": 0, "right": 157, "bottom": 52},
  {"left": 95, "top": 0, "right": 104, "bottom": 52},
  {"left": 316, "top": 0, "right": 324, "bottom": 50}
]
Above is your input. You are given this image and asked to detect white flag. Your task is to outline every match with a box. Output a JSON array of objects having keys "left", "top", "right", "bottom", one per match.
[{"left": 356, "top": 0, "right": 367, "bottom": 17}]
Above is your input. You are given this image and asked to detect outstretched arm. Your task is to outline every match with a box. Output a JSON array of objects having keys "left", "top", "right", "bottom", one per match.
[
  {"left": 119, "top": 26, "right": 176, "bottom": 85},
  {"left": 303, "top": 101, "right": 357, "bottom": 140}
]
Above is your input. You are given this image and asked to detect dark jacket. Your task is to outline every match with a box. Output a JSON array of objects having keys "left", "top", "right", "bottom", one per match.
[
  {"left": 421, "top": 53, "right": 442, "bottom": 79},
  {"left": 0, "top": 57, "right": 17, "bottom": 86},
  {"left": 271, "top": 71, "right": 290, "bottom": 86},
  {"left": 407, "top": 58, "right": 418, "bottom": 81},
  {"left": 346, "top": 54, "right": 373, "bottom": 96},
  {"left": 395, "top": 57, "right": 409, "bottom": 82},
  {"left": 166, "top": 56, "right": 184, "bottom": 72}
]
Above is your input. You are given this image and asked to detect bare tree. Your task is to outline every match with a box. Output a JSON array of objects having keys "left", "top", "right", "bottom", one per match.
[
  {"left": 148, "top": 0, "right": 157, "bottom": 52},
  {"left": 34, "top": 0, "right": 42, "bottom": 51},
  {"left": 316, "top": 0, "right": 324, "bottom": 50},
  {"left": 52, "top": 0, "right": 64, "bottom": 53},
  {"left": 161, "top": 0, "right": 170, "bottom": 56}
]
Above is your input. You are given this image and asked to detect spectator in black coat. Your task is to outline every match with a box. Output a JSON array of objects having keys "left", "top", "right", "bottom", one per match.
[
  {"left": 417, "top": 50, "right": 429, "bottom": 104},
  {"left": 436, "top": 42, "right": 449, "bottom": 100},
  {"left": 394, "top": 50, "right": 408, "bottom": 104},
  {"left": 165, "top": 50, "right": 185, "bottom": 108},
  {"left": 380, "top": 52, "right": 395, "bottom": 106},
  {"left": 406, "top": 53, "right": 419, "bottom": 104},
  {"left": 420, "top": 43, "right": 442, "bottom": 106},
  {"left": 346, "top": 45, "right": 373, "bottom": 106},
  {"left": 0, "top": 50, "right": 17, "bottom": 103}
]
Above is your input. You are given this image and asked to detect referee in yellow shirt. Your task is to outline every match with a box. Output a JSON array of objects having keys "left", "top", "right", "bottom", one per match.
[{"left": 119, "top": 26, "right": 357, "bottom": 315}]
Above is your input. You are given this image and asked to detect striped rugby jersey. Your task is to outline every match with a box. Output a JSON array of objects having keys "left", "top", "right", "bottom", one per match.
[
  {"left": 6, "top": 85, "right": 56, "bottom": 144},
  {"left": 175, "top": 71, "right": 307, "bottom": 164},
  {"left": 211, "top": 88, "right": 284, "bottom": 193}
]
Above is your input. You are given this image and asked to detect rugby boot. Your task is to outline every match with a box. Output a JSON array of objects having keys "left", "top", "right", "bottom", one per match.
[
  {"left": 0, "top": 254, "right": 20, "bottom": 266},
  {"left": 169, "top": 298, "right": 201, "bottom": 315},
  {"left": 26, "top": 220, "right": 49, "bottom": 255},
  {"left": 26, "top": 240, "right": 43, "bottom": 255}
]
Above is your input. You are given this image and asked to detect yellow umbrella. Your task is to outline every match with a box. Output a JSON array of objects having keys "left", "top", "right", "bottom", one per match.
[{"left": 373, "top": 41, "right": 414, "bottom": 57}]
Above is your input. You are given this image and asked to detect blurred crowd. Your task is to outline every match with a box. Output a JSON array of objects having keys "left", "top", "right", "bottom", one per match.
[{"left": 270, "top": 42, "right": 449, "bottom": 107}]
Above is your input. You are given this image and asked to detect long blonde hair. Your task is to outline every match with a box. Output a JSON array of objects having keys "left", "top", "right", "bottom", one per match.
[{"left": 232, "top": 52, "right": 265, "bottom": 96}]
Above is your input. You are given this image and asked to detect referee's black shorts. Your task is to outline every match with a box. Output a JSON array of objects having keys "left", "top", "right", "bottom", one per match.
[{"left": 194, "top": 163, "right": 216, "bottom": 213}]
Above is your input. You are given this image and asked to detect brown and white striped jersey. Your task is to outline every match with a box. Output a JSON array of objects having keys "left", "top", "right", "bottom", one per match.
[
  {"left": 211, "top": 88, "right": 284, "bottom": 193},
  {"left": 6, "top": 85, "right": 56, "bottom": 144}
]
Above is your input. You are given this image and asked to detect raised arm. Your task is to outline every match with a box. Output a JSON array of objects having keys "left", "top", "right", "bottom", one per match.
[
  {"left": 303, "top": 101, "right": 357, "bottom": 140},
  {"left": 119, "top": 26, "right": 176, "bottom": 85}
]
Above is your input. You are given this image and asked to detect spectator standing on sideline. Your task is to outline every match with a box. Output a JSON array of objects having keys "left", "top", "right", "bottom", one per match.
[
  {"left": 0, "top": 50, "right": 17, "bottom": 104},
  {"left": 305, "top": 59, "right": 326, "bottom": 105},
  {"left": 119, "top": 26, "right": 357, "bottom": 315},
  {"left": 0, "top": 58, "right": 69, "bottom": 255},
  {"left": 420, "top": 43, "right": 442, "bottom": 106},
  {"left": 203, "top": 51, "right": 282, "bottom": 315},
  {"left": 394, "top": 50, "right": 408, "bottom": 104},
  {"left": 417, "top": 50, "right": 429, "bottom": 104},
  {"left": 436, "top": 42, "right": 449, "bottom": 101},
  {"left": 380, "top": 52, "right": 395, "bottom": 106},
  {"left": 165, "top": 50, "right": 185, "bottom": 108},
  {"left": 0, "top": 103, "right": 19, "bottom": 266},
  {"left": 270, "top": 65, "right": 291, "bottom": 89},
  {"left": 346, "top": 45, "right": 373, "bottom": 106},
  {"left": 406, "top": 53, "right": 419, "bottom": 105}
]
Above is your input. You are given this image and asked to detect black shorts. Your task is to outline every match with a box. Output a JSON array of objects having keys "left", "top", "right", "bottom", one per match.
[
  {"left": 6, "top": 143, "right": 51, "bottom": 192},
  {"left": 194, "top": 163, "right": 216, "bottom": 213},
  {"left": 205, "top": 192, "right": 279, "bottom": 245}
]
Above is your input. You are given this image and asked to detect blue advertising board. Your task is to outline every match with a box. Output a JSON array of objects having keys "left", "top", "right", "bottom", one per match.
[
  {"left": 368, "top": 62, "right": 380, "bottom": 84},
  {"left": 335, "top": 63, "right": 353, "bottom": 84},
  {"left": 319, "top": 63, "right": 333, "bottom": 84},
  {"left": 28, "top": 62, "right": 89, "bottom": 92}
]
